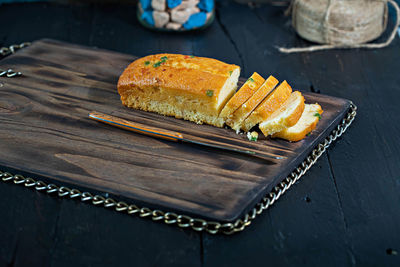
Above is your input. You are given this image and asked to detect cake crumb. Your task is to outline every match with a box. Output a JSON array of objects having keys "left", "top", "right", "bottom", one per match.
[{"left": 247, "top": 131, "right": 258, "bottom": 141}]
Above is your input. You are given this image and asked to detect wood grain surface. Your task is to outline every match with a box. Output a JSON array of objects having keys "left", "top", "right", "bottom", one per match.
[
  {"left": 2, "top": 2, "right": 400, "bottom": 267},
  {"left": 0, "top": 39, "right": 351, "bottom": 221}
]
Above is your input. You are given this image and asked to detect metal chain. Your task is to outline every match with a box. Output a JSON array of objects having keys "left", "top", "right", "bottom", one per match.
[
  {"left": 0, "top": 69, "right": 22, "bottom": 78},
  {"left": 0, "top": 103, "right": 357, "bottom": 235},
  {"left": 0, "top": 42, "right": 30, "bottom": 58},
  {"left": 0, "top": 42, "right": 30, "bottom": 78}
]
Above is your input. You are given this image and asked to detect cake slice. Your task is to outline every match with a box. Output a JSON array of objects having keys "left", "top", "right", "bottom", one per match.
[
  {"left": 117, "top": 54, "right": 240, "bottom": 127},
  {"left": 226, "top": 75, "right": 279, "bottom": 133},
  {"left": 259, "top": 91, "right": 305, "bottom": 136},
  {"left": 219, "top": 72, "right": 265, "bottom": 120},
  {"left": 272, "top": 103, "right": 323, "bottom": 142},
  {"left": 242, "top": 80, "right": 292, "bottom": 132}
]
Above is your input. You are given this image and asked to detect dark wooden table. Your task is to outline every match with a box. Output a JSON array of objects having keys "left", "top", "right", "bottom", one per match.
[{"left": 1, "top": 1, "right": 400, "bottom": 266}]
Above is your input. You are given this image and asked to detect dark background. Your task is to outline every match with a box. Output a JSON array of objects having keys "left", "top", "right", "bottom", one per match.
[{"left": 1, "top": 0, "right": 400, "bottom": 266}]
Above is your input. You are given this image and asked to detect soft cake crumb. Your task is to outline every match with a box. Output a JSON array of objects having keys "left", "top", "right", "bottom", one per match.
[{"left": 247, "top": 131, "right": 258, "bottom": 141}]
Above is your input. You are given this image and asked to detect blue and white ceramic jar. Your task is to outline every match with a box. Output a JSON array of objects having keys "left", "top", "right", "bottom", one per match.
[{"left": 138, "top": 0, "right": 215, "bottom": 31}]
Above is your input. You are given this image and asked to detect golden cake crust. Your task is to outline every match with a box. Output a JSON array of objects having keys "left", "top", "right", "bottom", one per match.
[
  {"left": 117, "top": 54, "right": 240, "bottom": 126},
  {"left": 118, "top": 54, "right": 239, "bottom": 105},
  {"left": 219, "top": 72, "right": 265, "bottom": 120},
  {"left": 226, "top": 75, "right": 279, "bottom": 132},
  {"left": 242, "top": 80, "right": 292, "bottom": 132},
  {"left": 272, "top": 103, "right": 323, "bottom": 141},
  {"left": 259, "top": 91, "right": 305, "bottom": 136}
]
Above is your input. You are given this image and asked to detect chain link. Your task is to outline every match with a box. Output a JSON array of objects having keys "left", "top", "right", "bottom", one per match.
[
  {"left": 0, "top": 42, "right": 30, "bottom": 78},
  {"left": 0, "top": 69, "right": 22, "bottom": 78},
  {"left": 0, "top": 42, "right": 30, "bottom": 58},
  {"left": 0, "top": 103, "right": 357, "bottom": 234}
]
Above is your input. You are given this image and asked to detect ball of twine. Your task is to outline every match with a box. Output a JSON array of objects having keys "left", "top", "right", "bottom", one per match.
[{"left": 279, "top": 0, "right": 400, "bottom": 53}]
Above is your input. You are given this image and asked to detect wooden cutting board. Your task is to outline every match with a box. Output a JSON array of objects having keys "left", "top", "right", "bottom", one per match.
[{"left": 0, "top": 39, "right": 351, "bottom": 222}]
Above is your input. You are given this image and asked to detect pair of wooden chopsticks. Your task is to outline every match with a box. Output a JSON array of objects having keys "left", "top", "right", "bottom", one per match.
[{"left": 89, "top": 111, "right": 285, "bottom": 161}]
